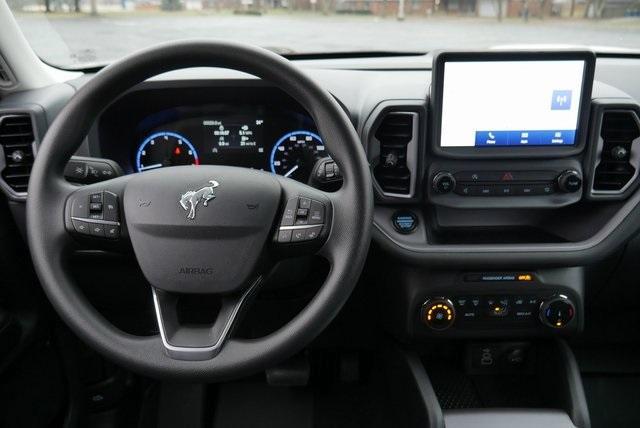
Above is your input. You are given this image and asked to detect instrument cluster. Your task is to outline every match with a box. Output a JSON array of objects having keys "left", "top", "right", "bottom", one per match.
[{"left": 97, "top": 85, "right": 331, "bottom": 184}]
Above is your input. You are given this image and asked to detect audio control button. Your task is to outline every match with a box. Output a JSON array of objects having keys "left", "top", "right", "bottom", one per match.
[
  {"left": 433, "top": 172, "right": 456, "bottom": 194},
  {"left": 557, "top": 170, "right": 582, "bottom": 193}
]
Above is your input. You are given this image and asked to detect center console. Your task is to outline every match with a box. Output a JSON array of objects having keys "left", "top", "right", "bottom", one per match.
[{"left": 365, "top": 50, "right": 640, "bottom": 428}]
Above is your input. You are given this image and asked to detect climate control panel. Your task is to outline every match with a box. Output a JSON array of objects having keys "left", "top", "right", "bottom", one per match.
[
  {"left": 409, "top": 270, "right": 583, "bottom": 337},
  {"left": 420, "top": 292, "right": 577, "bottom": 333}
]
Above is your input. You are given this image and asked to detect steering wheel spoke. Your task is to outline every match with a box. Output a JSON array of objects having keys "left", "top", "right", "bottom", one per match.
[
  {"left": 271, "top": 175, "right": 334, "bottom": 259},
  {"left": 64, "top": 176, "right": 132, "bottom": 252},
  {"left": 152, "top": 277, "right": 263, "bottom": 361}
]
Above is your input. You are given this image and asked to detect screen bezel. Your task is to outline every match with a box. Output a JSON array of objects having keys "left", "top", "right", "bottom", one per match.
[{"left": 430, "top": 50, "right": 596, "bottom": 159}]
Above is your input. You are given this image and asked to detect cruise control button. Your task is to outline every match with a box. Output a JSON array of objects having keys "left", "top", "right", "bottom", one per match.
[
  {"left": 280, "top": 198, "right": 298, "bottom": 226},
  {"left": 89, "top": 223, "right": 106, "bottom": 237},
  {"left": 104, "top": 225, "right": 120, "bottom": 239},
  {"left": 296, "top": 208, "right": 309, "bottom": 217},
  {"left": 298, "top": 197, "right": 311, "bottom": 209},
  {"left": 89, "top": 193, "right": 103, "bottom": 203},
  {"left": 294, "top": 217, "right": 309, "bottom": 226},
  {"left": 291, "top": 229, "right": 306, "bottom": 242},
  {"left": 277, "top": 229, "right": 292, "bottom": 243},
  {"left": 308, "top": 201, "right": 325, "bottom": 225},
  {"left": 305, "top": 226, "right": 323, "bottom": 240},
  {"left": 89, "top": 202, "right": 102, "bottom": 212},
  {"left": 72, "top": 219, "right": 91, "bottom": 235},
  {"left": 103, "top": 192, "right": 119, "bottom": 222}
]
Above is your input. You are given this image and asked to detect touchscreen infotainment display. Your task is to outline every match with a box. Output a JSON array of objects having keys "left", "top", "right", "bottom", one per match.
[{"left": 439, "top": 59, "right": 586, "bottom": 148}]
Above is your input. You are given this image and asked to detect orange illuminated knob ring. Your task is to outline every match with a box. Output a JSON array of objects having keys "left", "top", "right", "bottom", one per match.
[{"left": 421, "top": 298, "right": 456, "bottom": 331}]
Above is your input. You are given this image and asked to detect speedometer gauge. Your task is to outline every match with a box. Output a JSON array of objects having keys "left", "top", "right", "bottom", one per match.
[
  {"left": 270, "top": 131, "right": 324, "bottom": 182},
  {"left": 135, "top": 131, "right": 199, "bottom": 172}
]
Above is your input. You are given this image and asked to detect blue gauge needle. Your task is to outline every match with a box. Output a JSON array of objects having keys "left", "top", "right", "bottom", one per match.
[
  {"left": 139, "top": 163, "right": 162, "bottom": 171},
  {"left": 284, "top": 164, "right": 299, "bottom": 177}
]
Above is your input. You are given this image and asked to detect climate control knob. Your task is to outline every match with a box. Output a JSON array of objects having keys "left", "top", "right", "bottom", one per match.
[
  {"left": 557, "top": 170, "right": 582, "bottom": 193},
  {"left": 539, "top": 295, "right": 575, "bottom": 329},
  {"left": 432, "top": 171, "right": 456, "bottom": 194},
  {"left": 421, "top": 298, "right": 456, "bottom": 331}
]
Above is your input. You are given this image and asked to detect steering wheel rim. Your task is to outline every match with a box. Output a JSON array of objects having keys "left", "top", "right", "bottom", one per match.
[{"left": 26, "top": 40, "right": 373, "bottom": 381}]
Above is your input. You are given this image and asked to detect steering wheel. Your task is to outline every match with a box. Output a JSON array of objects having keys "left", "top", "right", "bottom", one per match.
[{"left": 26, "top": 41, "right": 373, "bottom": 381}]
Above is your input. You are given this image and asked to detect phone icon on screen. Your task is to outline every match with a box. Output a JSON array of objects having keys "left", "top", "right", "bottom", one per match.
[{"left": 488, "top": 132, "right": 495, "bottom": 140}]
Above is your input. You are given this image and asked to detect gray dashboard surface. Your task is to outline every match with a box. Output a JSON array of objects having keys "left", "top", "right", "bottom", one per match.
[{"left": 2, "top": 56, "right": 639, "bottom": 137}]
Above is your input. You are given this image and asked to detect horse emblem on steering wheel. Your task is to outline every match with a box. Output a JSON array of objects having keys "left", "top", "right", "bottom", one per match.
[{"left": 179, "top": 180, "right": 219, "bottom": 220}]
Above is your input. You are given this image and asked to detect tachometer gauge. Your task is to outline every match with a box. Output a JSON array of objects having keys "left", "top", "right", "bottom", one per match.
[
  {"left": 270, "top": 131, "right": 324, "bottom": 182},
  {"left": 135, "top": 131, "right": 199, "bottom": 172}
]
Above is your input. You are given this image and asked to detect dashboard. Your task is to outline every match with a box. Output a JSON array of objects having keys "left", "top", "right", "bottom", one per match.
[
  {"left": 96, "top": 85, "right": 330, "bottom": 184},
  {"left": 3, "top": 50, "right": 640, "bottom": 346}
]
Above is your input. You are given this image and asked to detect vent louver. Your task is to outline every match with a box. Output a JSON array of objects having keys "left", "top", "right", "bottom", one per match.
[
  {"left": 0, "top": 114, "right": 36, "bottom": 193},
  {"left": 373, "top": 112, "right": 415, "bottom": 196},
  {"left": 593, "top": 111, "right": 640, "bottom": 193}
]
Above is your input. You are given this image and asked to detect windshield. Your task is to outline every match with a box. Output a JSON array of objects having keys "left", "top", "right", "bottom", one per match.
[{"left": 7, "top": 0, "right": 640, "bottom": 68}]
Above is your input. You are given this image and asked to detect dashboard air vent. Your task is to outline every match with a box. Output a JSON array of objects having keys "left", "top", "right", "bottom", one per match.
[
  {"left": 593, "top": 111, "right": 640, "bottom": 193},
  {"left": 0, "top": 114, "right": 36, "bottom": 193},
  {"left": 373, "top": 112, "right": 416, "bottom": 196}
]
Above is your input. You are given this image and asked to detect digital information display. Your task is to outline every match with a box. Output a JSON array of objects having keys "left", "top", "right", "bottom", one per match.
[
  {"left": 439, "top": 60, "right": 586, "bottom": 148},
  {"left": 203, "top": 118, "right": 265, "bottom": 154}
]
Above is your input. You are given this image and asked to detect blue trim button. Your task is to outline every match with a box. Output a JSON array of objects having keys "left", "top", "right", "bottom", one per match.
[
  {"left": 475, "top": 131, "right": 509, "bottom": 147},
  {"left": 508, "top": 130, "right": 541, "bottom": 146},
  {"left": 392, "top": 211, "right": 418, "bottom": 234},
  {"left": 539, "top": 130, "right": 575, "bottom": 145},
  {"left": 551, "top": 90, "right": 572, "bottom": 110}
]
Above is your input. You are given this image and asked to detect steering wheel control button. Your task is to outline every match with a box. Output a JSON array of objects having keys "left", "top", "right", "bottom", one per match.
[
  {"left": 432, "top": 171, "right": 456, "bottom": 194},
  {"left": 71, "top": 197, "right": 89, "bottom": 218},
  {"left": 422, "top": 298, "right": 456, "bottom": 331},
  {"left": 280, "top": 198, "right": 298, "bottom": 226},
  {"left": 392, "top": 211, "right": 417, "bottom": 234},
  {"left": 89, "top": 223, "right": 106, "bottom": 237},
  {"left": 105, "top": 225, "right": 120, "bottom": 239},
  {"left": 291, "top": 229, "right": 306, "bottom": 242},
  {"left": 298, "top": 197, "right": 311, "bottom": 209},
  {"left": 305, "top": 226, "right": 323, "bottom": 240},
  {"left": 72, "top": 219, "right": 91, "bottom": 235},
  {"left": 277, "top": 229, "right": 292, "bottom": 243},
  {"left": 276, "top": 197, "right": 326, "bottom": 245},
  {"left": 540, "top": 295, "right": 575, "bottom": 328},
  {"left": 68, "top": 189, "right": 122, "bottom": 240},
  {"left": 308, "top": 201, "right": 325, "bottom": 225},
  {"left": 103, "top": 192, "right": 119, "bottom": 222}
]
